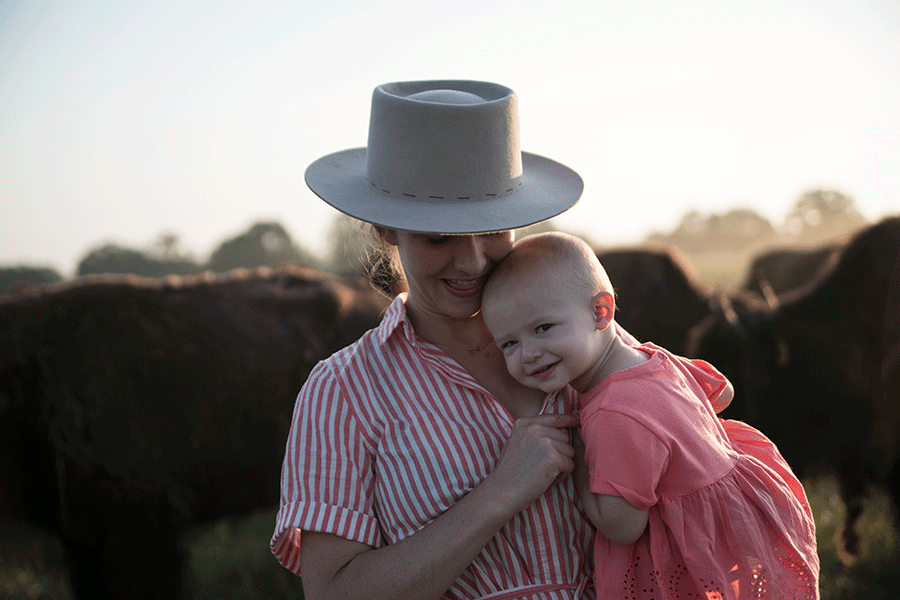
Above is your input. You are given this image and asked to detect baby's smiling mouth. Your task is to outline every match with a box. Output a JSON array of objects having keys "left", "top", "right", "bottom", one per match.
[{"left": 530, "top": 362, "right": 558, "bottom": 378}]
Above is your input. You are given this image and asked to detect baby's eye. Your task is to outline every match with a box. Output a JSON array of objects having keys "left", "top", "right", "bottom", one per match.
[
  {"left": 536, "top": 324, "right": 553, "bottom": 333},
  {"left": 500, "top": 340, "right": 518, "bottom": 349}
]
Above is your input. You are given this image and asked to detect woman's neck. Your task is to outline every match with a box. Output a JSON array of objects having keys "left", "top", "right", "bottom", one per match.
[
  {"left": 407, "top": 307, "right": 546, "bottom": 418},
  {"left": 407, "top": 304, "right": 494, "bottom": 354}
]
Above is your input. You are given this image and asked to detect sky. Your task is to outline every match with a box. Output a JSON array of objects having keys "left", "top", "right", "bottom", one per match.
[{"left": 1, "top": 0, "right": 898, "bottom": 276}]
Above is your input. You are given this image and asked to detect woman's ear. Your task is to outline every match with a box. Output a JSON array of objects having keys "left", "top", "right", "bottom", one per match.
[
  {"left": 593, "top": 292, "right": 615, "bottom": 330},
  {"left": 375, "top": 226, "right": 399, "bottom": 246}
]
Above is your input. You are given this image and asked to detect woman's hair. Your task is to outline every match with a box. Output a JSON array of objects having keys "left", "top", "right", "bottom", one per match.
[{"left": 365, "top": 225, "right": 407, "bottom": 298}]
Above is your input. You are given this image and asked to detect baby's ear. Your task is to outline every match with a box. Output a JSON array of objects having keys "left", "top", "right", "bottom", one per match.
[{"left": 592, "top": 292, "right": 614, "bottom": 330}]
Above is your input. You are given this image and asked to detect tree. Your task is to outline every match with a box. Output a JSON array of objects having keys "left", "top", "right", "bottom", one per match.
[
  {"left": 77, "top": 243, "right": 201, "bottom": 277},
  {"left": 0, "top": 266, "right": 63, "bottom": 294},
  {"left": 153, "top": 232, "right": 186, "bottom": 262},
  {"left": 325, "top": 214, "right": 376, "bottom": 275},
  {"left": 783, "top": 189, "right": 866, "bottom": 243},
  {"left": 206, "top": 221, "right": 321, "bottom": 273},
  {"left": 648, "top": 207, "right": 776, "bottom": 252}
]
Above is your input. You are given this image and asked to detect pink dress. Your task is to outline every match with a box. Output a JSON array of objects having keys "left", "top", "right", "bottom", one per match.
[{"left": 579, "top": 343, "right": 819, "bottom": 600}]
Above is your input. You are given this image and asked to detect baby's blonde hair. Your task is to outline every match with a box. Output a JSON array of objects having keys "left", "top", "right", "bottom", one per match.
[{"left": 484, "top": 231, "right": 613, "bottom": 303}]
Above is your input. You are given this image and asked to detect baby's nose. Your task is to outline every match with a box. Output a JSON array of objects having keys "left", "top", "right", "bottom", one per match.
[{"left": 522, "top": 343, "right": 541, "bottom": 361}]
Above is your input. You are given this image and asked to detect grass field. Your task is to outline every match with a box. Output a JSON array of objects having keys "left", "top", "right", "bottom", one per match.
[
  {"left": 186, "top": 476, "right": 899, "bottom": 600},
  {"left": 2, "top": 473, "right": 897, "bottom": 599}
]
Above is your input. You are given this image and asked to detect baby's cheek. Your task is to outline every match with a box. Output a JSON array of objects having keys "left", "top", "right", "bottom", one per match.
[{"left": 504, "top": 355, "right": 520, "bottom": 377}]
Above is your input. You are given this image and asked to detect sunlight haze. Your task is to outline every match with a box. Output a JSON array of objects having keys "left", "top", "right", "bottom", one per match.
[{"left": 1, "top": 0, "right": 898, "bottom": 276}]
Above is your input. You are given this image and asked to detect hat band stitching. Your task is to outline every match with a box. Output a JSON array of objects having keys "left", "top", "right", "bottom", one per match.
[{"left": 367, "top": 180, "right": 523, "bottom": 201}]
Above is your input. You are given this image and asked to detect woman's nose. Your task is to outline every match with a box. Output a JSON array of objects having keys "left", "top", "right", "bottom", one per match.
[{"left": 454, "top": 235, "right": 490, "bottom": 273}]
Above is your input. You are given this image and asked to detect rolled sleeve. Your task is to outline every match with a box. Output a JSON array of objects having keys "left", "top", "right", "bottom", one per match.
[{"left": 270, "top": 361, "right": 383, "bottom": 574}]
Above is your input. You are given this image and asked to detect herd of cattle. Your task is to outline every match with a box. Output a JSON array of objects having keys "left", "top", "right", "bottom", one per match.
[
  {"left": 1, "top": 216, "right": 897, "bottom": 599},
  {"left": 605, "top": 216, "right": 900, "bottom": 559}
]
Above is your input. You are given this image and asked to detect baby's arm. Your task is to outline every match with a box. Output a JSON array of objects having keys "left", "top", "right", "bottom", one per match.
[
  {"left": 573, "top": 429, "right": 649, "bottom": 545},
  {"left": 711, "top": 378, "right": 735, "bottom": 414},
  {"left": 589, "top": 494, "right": 649, "bottom": 545}
]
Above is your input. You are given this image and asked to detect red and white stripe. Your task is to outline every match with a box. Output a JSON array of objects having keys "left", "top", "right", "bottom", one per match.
[{"left": 271, "top": 296, "right": 595, "bottom": 599}]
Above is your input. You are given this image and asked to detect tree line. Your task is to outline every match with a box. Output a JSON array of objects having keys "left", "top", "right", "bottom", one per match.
[
  {"left": 0, "top": 189, "right": 874, "bottom": 294},
  {"left": 644, "top": 188, "right": 867, "bottom": 253}
]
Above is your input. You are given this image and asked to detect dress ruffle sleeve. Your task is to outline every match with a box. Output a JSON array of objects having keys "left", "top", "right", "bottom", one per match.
[{"left": 580, "top": 408, "right": 668, "bottom": 511}]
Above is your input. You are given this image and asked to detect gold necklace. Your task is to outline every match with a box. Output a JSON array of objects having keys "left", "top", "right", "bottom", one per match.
[{"left": 429, "top": 334, "right": 496, "bottom": 358}]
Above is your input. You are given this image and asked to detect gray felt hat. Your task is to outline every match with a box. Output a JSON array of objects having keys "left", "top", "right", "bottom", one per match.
[{"left": 304, "top": 80, "right": 583, "bottom": 234}]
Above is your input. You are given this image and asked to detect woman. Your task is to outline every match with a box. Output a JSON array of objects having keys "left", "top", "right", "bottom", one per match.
[{"left": 271, "top": 80, "right": 607, "bottom": 600}]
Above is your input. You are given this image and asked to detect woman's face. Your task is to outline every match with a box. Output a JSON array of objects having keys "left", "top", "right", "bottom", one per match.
[{"left": 380, "top": 229, "right": 515, "bottom": 323}]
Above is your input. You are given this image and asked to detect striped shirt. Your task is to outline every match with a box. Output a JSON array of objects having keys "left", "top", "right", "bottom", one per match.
[{"left": 271, "top": 295, "right": 596, "bottom": 600}]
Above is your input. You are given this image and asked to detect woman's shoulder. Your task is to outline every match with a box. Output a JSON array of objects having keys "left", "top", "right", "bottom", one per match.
[
  {"left": 304, "top": 297, "right": 413, "bottom": 386},
  {"left": 310, "top": 324, "right": 389, "bottom": 379}
]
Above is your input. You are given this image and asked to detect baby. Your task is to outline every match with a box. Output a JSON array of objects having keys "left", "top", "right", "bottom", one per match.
[{"left": 481, "top": 232, "right": 820, "bottom": 600}]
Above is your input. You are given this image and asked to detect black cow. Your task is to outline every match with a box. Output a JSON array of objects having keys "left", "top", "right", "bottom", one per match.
[
  {"left": 686, "top": 216, "right": 900, "bottom": 556},
  {"left": 0, "top": 266, "right": 388, "bottom": 599},
  {"left": 598, "top": 246, "right": 716, "bottom": 356},
  {"left": 741, "top": 243, "right": 842, "bottom": 298}
]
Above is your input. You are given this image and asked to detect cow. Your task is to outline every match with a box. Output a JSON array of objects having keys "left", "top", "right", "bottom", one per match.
[
  {"left": 740, "top": 243, "right": 842, "bottom": 298},
  {"left": 686, "top": 216, "right": 900, "bottom": 557},
  {"left": 597, "top": 246, "right": 717, "bottom": 356},
  {"left": 0, "top": 265, "right": 389, "bottom": 600}
]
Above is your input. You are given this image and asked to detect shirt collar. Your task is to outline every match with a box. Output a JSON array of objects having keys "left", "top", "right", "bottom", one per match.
[
  {"left": 374, "top": 293, "right": 418, "bottom": 348},
  {"left": 373, "top": 294, "right": 479, "bottom": 380}
]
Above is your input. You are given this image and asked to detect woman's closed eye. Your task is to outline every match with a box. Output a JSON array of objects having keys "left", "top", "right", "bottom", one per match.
[{"left": 424, "top": 234, "right": 452, "bottom": 246}]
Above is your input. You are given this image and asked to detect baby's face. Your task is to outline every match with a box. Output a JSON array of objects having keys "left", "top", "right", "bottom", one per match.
[{"left": 482, "top": 277, "right": 605, "bottom": 394}]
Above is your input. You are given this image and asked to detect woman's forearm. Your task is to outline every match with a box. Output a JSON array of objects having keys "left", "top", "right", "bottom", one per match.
[
  {"left": 301, "top": 413, "right": 579, "bottom": 600},
  {"left": 302, "top": 477, "right": 516, "bottom": 600}
]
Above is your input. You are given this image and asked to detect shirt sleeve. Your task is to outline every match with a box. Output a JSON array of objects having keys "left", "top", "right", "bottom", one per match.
[
  {"left": 676, "top": 355, "right": 730, "bottom": 413},
  {"left": 580, "top": 407, "right": 669, "bottom": 511},
  {"left": 270, "top": 360, "right": 383, "bottom": 575}
]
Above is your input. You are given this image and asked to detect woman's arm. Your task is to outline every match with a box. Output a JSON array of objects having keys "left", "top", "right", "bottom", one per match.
[{"left": 299, "top": 412, "right": 580, "bottom": 600}]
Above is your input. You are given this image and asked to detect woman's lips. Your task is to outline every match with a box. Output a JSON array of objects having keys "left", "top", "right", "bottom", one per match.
[{"left": 443, "top": 278, "right": 482, "bottom": 299}]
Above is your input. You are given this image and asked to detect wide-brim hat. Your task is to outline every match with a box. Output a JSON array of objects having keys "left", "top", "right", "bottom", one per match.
[{"left": 304, "top": 80, "right": 583, "bottom": 234}]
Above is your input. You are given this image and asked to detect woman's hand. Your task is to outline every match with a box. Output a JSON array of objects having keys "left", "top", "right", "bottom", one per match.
[{"left": 484, "top": 413, "right": 580, "bottom": 514}]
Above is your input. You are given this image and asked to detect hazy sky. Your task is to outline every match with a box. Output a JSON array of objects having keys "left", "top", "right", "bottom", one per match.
[{"left": 2, "top": 0, "right": 898, "bottom": 276}]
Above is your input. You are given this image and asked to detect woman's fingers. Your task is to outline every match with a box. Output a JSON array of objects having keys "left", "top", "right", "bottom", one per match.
[{"left": 488, "top": 413, "right": 579, "bottom": 512}]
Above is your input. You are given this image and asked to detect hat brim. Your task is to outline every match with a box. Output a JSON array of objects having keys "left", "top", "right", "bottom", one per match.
[{"left": 304, "top": 148, "right": 583, "bottom": 234}]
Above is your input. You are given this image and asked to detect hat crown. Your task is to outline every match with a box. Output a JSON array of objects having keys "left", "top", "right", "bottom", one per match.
[
  {"left": 406, "top": 89, "right": 483, "bottom": 104},
  {"left": 304, "top": 79, "right": 582, "bottom": 234},
  {"left": 365, "top": 80, "right": 523, "bottom": 202}
]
